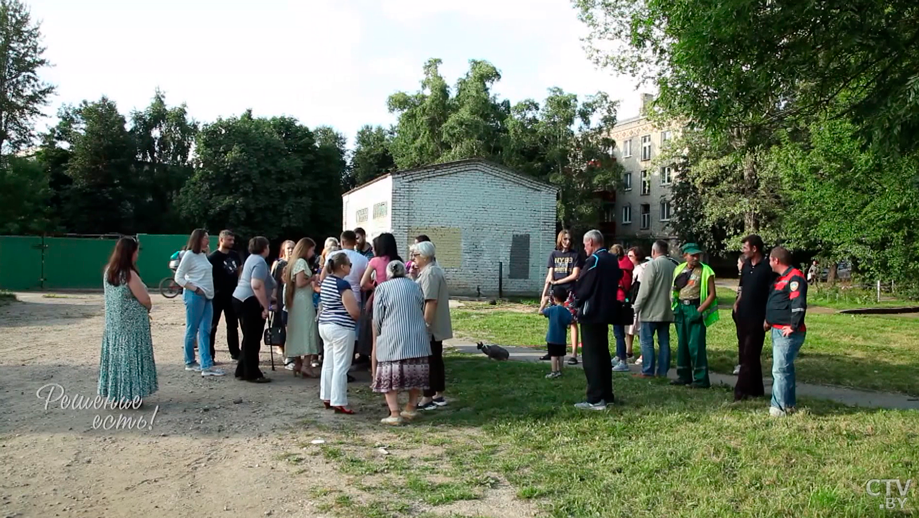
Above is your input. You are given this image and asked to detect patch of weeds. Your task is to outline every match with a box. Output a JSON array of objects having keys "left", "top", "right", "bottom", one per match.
[
  {"left": 275, "top": 452, "right": 304, "bottom": 465},
  {"left": 42, "top": 293, "right": 72, "bottom": 299}
]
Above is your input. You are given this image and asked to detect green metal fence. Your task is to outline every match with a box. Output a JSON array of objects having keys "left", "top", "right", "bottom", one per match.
[{"left": 0, "top": 234, "right": 219, "bottom": 291}]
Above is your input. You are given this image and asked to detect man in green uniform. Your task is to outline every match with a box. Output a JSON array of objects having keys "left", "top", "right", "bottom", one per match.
[{"left": 671, "top": 243, "right": 719, "bottom": 388}]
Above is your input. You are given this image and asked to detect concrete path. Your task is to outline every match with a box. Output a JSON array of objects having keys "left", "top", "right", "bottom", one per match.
[{"left": 447, "top": 340, "right": 919, "bottom": 411}]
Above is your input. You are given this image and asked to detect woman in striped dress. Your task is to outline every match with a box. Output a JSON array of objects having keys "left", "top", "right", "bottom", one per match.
[
  {"left": 371, "top": 261, "right": 431, "bottom": 426},
  {"left": 318, "top": 252, "right": 361, "bottom": 414}
]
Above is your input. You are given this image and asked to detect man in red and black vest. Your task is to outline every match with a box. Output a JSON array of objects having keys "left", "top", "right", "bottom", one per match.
[{"left": 764, "top": 246, "right": 807, "bottom": 417}]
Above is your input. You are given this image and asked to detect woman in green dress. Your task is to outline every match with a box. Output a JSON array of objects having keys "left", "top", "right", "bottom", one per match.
[
  {"left": 98, "top": 237, "right": 158, "bottom": 403},
  {"left": 283, "top": 238, "right": 321, "bottom": 377}
]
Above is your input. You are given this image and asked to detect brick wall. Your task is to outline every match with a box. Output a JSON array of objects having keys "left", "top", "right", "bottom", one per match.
[{"left": 391, "top": 161, "right": 556, "bottom": 297}]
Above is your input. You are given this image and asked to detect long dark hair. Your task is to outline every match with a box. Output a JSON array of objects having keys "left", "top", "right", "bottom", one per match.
[
  {"left": 373, "top": 233, "right": 402, "bottom": 262},
  {"left": 284, "top": 237, "right": 317, "bottom": 309},
  {"left": 105, "top": 237, "right": 139, "bottom": 286},
  {"left": 186, "top": 228, "right": 208, "bottom": 254}
]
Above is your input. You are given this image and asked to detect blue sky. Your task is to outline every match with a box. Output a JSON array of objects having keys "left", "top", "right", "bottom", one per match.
[{"left": 31, "top": 0, "right": 642, "bottom": 143}]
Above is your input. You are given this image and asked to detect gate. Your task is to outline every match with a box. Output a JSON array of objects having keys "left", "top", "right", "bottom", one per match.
[{"left": 0, "top": 236, "right": 43, "bottom": 290}]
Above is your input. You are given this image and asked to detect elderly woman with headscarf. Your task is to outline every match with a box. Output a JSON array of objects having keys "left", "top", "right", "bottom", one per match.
[
  {"left": 371, "top": 260, "right": 431, "bottom": 425},
  {"left": 411, "top": 241, "right": 453, "bottom": 411}
]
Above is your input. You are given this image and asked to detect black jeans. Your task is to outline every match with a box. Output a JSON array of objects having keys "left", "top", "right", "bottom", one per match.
[
  {"left": 233, "top": 296, "right": 265, "bottom": 381},
  {"left": 734, "top": 317, "right": 766, "bottom": 400},
  {"left": 423, "top": 339, "right": 445, "bottom": 398},
  {"left": 210, "top": 294, "right": 240, "bottom": 359},
  {"left": 580, "top": 323, "right": 615, "bottom": 404}
]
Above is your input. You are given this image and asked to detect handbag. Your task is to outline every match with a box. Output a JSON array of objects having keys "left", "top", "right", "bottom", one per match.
[{"left": 263, "top": 310, "right": 286, "bottom": 347}]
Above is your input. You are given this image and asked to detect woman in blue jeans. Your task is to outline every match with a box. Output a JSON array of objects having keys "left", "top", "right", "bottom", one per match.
[{"left": 174, "top": 228, "right": 225, "bottom": 377}]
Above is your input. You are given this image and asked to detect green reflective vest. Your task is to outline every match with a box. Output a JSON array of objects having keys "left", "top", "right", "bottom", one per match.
[{"left": 671, "top": 262, "right": 720, "bottom": 327}]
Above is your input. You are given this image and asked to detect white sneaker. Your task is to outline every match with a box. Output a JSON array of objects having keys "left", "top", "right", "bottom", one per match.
[
  {"left": 201, "top": 368, "right": 226, "bottom": 377},
  {"left": 769, "top": 406, "right": 786, "bottom": 417},
  {"left": 185, "top": 363, "right": 202, "bottom": 372},
  {"left": 635, "top": 356, "right": 643, "bottom": 366},
  {"left": 574, "top": 400, "right": 607, "bottom": 411},
  {"left": 612, "top": 356, "right": 620, "bottom": 364},
  {"left": 733, "top": 364, "right": 741, "bottom": 375},
  {"left": 612, "top": 361, "right": 630, "bottom": 372},
  {"left": 545, "top": 371, "right": 562, "bottom": 379},
  {"left": 285, "top": 362, "right": 296, "bottom": 371}
]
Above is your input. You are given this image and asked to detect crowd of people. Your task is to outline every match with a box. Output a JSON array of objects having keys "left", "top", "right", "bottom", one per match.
[
  {"left": 96, "top": 225, "right": 807, "bottom": 421},
  {"left": 538, "top": 230, "right": 808, "bottom": 417},
  {"left": 97, "top": 227, "right": 455, "bottom": 425}
]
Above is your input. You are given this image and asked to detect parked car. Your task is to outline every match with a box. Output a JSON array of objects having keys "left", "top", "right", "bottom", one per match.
[{"left": 820, "top": 261, "right": 852, "bottom": 282}]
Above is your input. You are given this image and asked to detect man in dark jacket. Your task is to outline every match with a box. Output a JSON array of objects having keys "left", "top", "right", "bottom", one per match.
[{"left": 573, "top": 229, "right": 621, "bottom": 410}]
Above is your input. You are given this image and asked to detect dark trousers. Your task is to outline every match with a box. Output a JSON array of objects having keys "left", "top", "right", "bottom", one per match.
[
  {"left": 580, "top": 323, "right": 614, "bottom": 404},
  {"left": 734, "top": 318, "right": 766, "bottom": 400},
  {"left": 210, "top": 295, "right": 240, "bottom": 360},
  {"left": 233, "top": 296, "right": 265, "bottom": 381},
  {"left": 423, "top": 339, "right": 445, "bottom": 398}
]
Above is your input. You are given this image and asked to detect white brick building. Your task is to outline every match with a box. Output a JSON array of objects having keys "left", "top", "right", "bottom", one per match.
[{"left": 341, "top": 159, "right": 558, "bottom": 297}]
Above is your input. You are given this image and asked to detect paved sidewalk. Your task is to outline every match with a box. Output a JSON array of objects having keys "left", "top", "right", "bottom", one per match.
[{"left": 447, "top": 340, "right": 919, "bottom": 411}]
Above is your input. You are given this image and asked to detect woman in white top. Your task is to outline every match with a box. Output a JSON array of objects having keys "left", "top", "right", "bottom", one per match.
[{"left": 174, "top": 228, "right": 224, "bottom": 376}]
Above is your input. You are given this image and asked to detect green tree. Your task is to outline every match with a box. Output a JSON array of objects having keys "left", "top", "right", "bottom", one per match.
[
  {"left": 0, "top": 0, "right": 54, "bottom": 155},
  {"left": 50, "top": 97, "right": 137, "bottom": 234},
  {"left": 349, "top": 125, "right": 394, "bottom": 187},
  {"left": 130, "top": 89, "right": 198, "bottom": 233},
  {"left": 440, "top": 60, "right": 509, "bottom": 162},
  {"left": 0, "top": 155, "right": 49, "bottom": 233},
  {"left": 178, "top": 112, "right": 342, "bottom": 241},
  {"left": 387, "top": 58, "right": 451, "bottom": 169}
]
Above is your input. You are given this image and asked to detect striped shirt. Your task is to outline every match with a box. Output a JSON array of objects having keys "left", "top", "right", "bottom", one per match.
[
  {"left": 318, "top": 276, "right": 355, "bottom": 328},
  {"left": 372, "top": 277, "right": 431, "bottom": 362}
]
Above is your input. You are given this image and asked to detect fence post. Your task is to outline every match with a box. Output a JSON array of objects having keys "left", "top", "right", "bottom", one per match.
[
  {"left": 498, "top": 262, "right": 503, "bottom": 299},
  {"left": 877, "top": 280, "right": 881, "bottom": 303},
  {"left": 891, "top": 280, "right": 895, "bottom": 294}
]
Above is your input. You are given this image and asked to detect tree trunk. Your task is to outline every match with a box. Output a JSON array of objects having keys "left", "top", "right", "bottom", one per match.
[
  {"left": 827, "top": 263, "right": 838, "bottom": 286},
  {"left": 743, "top": 151, "right": 759, "bottom": 233}
]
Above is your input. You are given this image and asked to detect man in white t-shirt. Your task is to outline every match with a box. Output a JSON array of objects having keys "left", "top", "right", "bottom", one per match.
[{"left": 321, "top": 230, "right": 369, "bottom": 301}]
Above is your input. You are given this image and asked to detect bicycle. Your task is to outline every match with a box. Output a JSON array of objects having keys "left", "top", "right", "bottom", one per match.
[{"left": 159, "top": 276, "right": 182, "bottom": 298}]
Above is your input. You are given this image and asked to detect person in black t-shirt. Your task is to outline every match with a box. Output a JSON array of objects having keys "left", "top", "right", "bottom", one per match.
[
  {"left": 540, "top": 230, "right": 585, "bottom": 364},
  {"left": 208, "top": 230, "right": 242, "bottom": 360},
  {"left": 732, "top": 234, "right": 777, "bottom": 401}
]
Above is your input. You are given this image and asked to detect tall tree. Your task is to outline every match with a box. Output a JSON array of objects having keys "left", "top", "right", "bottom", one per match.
[
  {"left": 0, "top": 0, "right": 54, "bottom": 155},
  {"left": 387, "top": 58, "right": 451, "bottom": 169},
  {"left": 0, "top": 155, "right": 49, "bottom": 233},
  {"left": 350, "top": 125, "right": 394, "bottom": 186},
  {"left": 178, "top": 112, "right": 342, "bottom": 241},
  {"left": 51, "top": 97, "right": 137, "bottom": 234},
  {"left": 130, "top": 89, "right": 198, "bottom": 233},
  {"left": 440, "top": 60, "right": 509, "bottom": 162}
]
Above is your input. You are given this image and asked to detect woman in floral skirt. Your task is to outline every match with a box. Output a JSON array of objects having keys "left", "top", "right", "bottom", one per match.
[
  {"left": 371, "top": 260, "right": 431, "bottom": 426},
  {"left": 98, "top": 237, "right": 158, "bottom": 404}
]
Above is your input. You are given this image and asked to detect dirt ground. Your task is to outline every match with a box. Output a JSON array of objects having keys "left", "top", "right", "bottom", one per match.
[{"left": 0, "top": 293, "right": 534, "bottom": 518}]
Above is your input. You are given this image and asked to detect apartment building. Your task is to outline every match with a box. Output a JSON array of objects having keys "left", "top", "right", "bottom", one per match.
[{"left": 607, "top": 94, "right": 680, "bottom": 251}]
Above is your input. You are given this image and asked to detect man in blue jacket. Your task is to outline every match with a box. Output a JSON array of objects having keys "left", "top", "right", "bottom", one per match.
[{"left": 573, "top": 229, "right": 622, "bottom": 410}]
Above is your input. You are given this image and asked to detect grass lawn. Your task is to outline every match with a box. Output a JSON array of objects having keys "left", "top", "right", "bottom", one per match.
[
  {"left": 302, "top": 357, "right": 919, "bottom": 518},
  {"left": 452, "top": 304, "right": 919, "bottom": 395},
  {"left": 808, "top": 287, "right": 916, "bottom": 311}
]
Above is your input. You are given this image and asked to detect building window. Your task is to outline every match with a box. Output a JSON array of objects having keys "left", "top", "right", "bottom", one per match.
[
  {"left": 660, "top": 200, "right": 672, "bottom": 221},
  {"left": 356, "top": 208, "right": 369, "bottom": 223},
  {"left": 621, "top": 204, "right": 632, "bottom": 225},
  {"left": 640, "top": 170, "right": 651, "bottom": 195},
  {"left": 661, "top": 130, "right": 672, "bottom": 145},
  {"left": 373, "top": 201, "right": 388, "bottom": 219},
  {"left": 621, "top": 139, "right": 632, "bottom": 158},
  {"left": 623, "top": 172, "right": 632, "bottom": 191},
  {"left": 640, "top": 204, "right": 651, "bottom": 229},
  {"left": 641, "top": 135, "right": 652, "bottom": 161},
  {"left": 660, "top": 166, "right": 673, "bottom": 186},
  {"left": 603, "top": 202, "right": 615, "bottom": 223}
]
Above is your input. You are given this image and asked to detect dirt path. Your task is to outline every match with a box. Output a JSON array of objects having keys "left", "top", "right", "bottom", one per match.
[{"left": 449, "top": 342, "right": 919, "bottom": 410}]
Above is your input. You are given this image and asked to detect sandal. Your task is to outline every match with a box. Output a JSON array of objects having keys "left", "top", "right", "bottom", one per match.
[
  {"left": 567, "top": 356, "right": 579, "bottom": 365},
  {"left": 332, "top": 406, "right": 355, "bottom": 415},
  {"left": 322, "top": 400, "right": 331, "bottom": 409}
]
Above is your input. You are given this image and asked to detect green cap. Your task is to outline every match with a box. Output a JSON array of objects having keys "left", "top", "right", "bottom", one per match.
[{"left": 681, "top": 243, "right": 703, "bottom": 255}]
